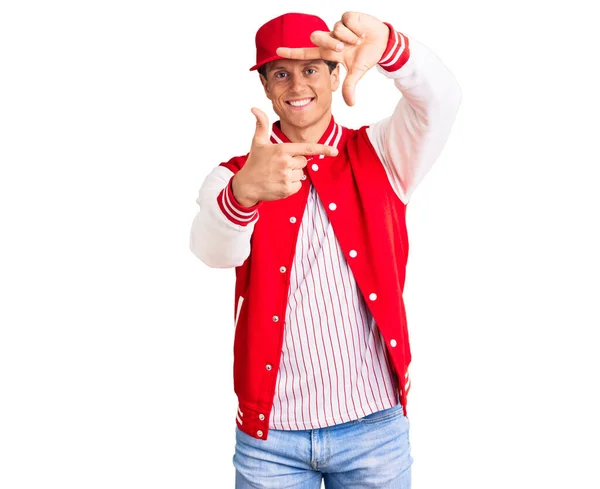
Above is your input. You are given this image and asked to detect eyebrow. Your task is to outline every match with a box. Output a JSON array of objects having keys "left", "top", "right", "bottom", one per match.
[{"left": 269, "top": 60, "right": 323, "bottom": 72}]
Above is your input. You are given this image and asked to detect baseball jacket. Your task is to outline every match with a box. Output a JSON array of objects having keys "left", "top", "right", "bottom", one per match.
[{"left": 190, "top": 24, "right": 462, "bottom": 440}]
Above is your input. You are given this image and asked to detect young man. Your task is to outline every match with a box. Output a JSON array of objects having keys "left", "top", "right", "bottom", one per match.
[{"left": 190, "top": 10, "right": 461, "bottom": 489}]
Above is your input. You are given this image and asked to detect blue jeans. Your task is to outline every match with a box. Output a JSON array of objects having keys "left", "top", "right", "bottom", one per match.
[{"left": 233, "top": 403, "right": 413, "bottom": 488}]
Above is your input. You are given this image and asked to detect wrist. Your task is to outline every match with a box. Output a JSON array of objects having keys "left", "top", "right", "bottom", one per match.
[
  {"left": 216, "top": 175, "right": 260, "bottom": 227},
  {"left": 231, "top": 173, "right": 259, "bottom": 208}
]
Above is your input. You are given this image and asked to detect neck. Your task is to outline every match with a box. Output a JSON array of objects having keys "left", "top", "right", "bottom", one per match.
[{"left": 279, "top": 109, "right": 332, "bottom": 143}]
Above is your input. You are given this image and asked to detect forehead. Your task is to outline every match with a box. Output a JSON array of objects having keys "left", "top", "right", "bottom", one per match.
[{"left": 267, "top": 59, "right": 326, "bottom": 71}]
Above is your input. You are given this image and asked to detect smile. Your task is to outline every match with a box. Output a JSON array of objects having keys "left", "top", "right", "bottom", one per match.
[{"left": 286, "top": 97, "right": 315, "bottom": 109}]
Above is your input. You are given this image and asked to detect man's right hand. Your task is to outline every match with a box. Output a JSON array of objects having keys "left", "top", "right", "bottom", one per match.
[{"left": 231, "top": 108, "right": 339, "bottom": 207}]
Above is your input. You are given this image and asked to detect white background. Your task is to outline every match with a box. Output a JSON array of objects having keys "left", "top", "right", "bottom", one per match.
[{"left": 1, "top": 0, "right": 599, "bottom": 487}]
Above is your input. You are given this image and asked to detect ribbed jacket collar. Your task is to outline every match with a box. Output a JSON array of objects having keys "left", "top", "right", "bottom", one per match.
[{"left": 270, "top": 115, "right": 344, "bottom": 159}]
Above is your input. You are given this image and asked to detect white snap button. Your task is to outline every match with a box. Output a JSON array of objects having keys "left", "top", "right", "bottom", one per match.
[
  {"left": 390, "top": 339, "right": 397, "bottom": 347},
  {"left": 272, "top": 316, "right": 279, "bottom": 322},
  {"left": 369, "top": 293, "right": 377, "bottom": 301},
  {"left": 266, "top": 364, "right": 272, "bottom": 371},
  {"left": 301, "top": 174, "right": 307, "bottom": 180},
  {"left": 329, "top": 203, "right": 337, "bottom": 211},
  {"left": 259, "top": 414, "right": 265, "bottom": 421},
  {"left": 257, "top": 430, "right": 263, "bottom": 437},
  {"left": 280, "top": 266, "right": 286, "bottom": 273},
  {"left": 290, "top": 217, "right": 297, "bottom": 224},
  {"left": 349, "top": 250, "right": 357, "bottom": 258},
  {"left": 311, "top": 164, "right": 319, "bottom": 171}
]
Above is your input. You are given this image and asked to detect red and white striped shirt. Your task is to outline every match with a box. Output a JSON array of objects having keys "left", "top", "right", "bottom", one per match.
[{"left": 269, "top": 122, "right": 400, "bottom": 430}]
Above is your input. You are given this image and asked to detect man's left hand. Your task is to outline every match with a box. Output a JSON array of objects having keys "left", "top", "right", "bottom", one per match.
[{"left": 276, "top": 12, "right": 390, "bottom": 106}]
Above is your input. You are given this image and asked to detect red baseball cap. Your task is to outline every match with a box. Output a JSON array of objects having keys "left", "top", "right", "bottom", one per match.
[{"left": 250, "top": 12, "right": 330, "bottom": 71}]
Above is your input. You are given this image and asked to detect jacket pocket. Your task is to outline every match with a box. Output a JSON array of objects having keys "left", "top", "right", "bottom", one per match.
[{"left": 234, "top": 295, "right": 244, "bottom": 330}]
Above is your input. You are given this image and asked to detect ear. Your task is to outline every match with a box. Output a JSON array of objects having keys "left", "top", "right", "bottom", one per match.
[
  {"left": 259, "top": 73, "right": 272, "bottom": 100},
  {"left": 330, "top": 64, "right": 340, "bottom": 92}
]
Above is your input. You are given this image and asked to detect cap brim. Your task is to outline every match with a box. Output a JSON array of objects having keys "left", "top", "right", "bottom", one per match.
[{"left": 249, "top": 54, "right": 286, "bottom": 71}]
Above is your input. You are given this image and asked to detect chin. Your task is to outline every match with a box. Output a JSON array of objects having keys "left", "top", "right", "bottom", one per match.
[{"left": 283, "top": 110, "right": 323, "bottom": 128}]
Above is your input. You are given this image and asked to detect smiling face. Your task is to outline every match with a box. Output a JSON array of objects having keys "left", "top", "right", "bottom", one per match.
[{"left": 259, "top": 59, "right": 340, "bottom": 131}]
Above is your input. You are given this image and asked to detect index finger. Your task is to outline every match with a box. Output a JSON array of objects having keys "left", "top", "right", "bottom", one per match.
[
  {"left": 281, "top": 143, "right": 339, "bottom": 157},
  {"left": 276, "top": 46, "right": 323, "bottom": 60}
]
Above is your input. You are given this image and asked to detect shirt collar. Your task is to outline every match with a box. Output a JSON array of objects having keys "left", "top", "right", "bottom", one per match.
[{"left": 269, "top": 115, "right": 343, "bottom": 159}]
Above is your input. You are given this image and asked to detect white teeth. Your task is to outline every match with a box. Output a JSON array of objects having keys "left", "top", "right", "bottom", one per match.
[{"left": 288, "top": 98, "right": 312, "bottom": 107}]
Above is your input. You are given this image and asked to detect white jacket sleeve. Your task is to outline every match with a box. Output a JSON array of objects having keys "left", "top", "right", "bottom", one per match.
[
  {"left": 366, "top": 27, "right": 462, "bottom": 204},
  {"left": 189, "top": 165, "right": 259, "bottom": 268}
]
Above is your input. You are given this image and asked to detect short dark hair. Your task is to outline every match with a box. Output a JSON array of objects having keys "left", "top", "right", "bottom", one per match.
[{"left": 258, "top": 60, "right": 339, "bottom": 79}]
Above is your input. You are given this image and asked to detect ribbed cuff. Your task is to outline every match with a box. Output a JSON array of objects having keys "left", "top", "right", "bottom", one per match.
[
  {"left": 216, "top": 177, "right": 260, "bottom": 226},
  {"left": 378, "top": 23, "right": 410, "bottom": 72}
]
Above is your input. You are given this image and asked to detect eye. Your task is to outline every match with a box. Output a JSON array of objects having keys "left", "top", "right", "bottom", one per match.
[
  {"left": 306, "top": 68, "right": 317, "bottom": 75},
  {"left": 274, "top": 72, "right": 288, "bottom": 79}
]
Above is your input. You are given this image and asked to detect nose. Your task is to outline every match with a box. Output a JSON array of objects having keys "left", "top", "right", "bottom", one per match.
[{"left": 289, "top": 73, "right": 307, "bottom": 94}]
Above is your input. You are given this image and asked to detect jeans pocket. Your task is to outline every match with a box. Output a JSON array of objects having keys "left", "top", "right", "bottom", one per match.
[{"left": 361, "top": 403, "right": 405, "bottom": 424}]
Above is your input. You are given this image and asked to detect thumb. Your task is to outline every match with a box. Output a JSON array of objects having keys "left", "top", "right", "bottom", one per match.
[
  {"left": 342, "top": 67, "right": 368, "bottom": 106},
  {"left": 250, "top": 107, "right": 270, "bottom": 146}
]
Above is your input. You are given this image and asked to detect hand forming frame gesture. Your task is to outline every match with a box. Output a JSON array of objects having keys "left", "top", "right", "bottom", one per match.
[{"left": 276, "top": 12, "right": 390, "bottom": 106}]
